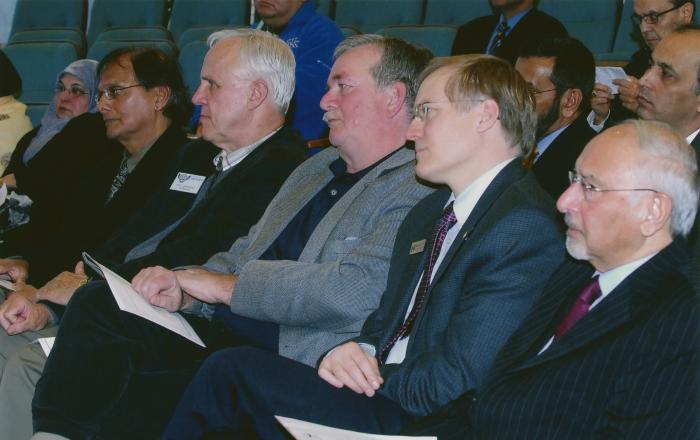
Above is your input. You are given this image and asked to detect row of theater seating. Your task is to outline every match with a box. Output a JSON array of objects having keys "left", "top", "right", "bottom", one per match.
[{"left": 11, "top": 0, "right": 692, "bottom": 59}]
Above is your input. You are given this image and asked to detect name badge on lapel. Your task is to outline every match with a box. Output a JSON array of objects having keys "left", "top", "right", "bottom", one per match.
[
  {"left": 169, "top": 172, "right": 206, "bottom": 194},
  {"left": 409, "top": 239, "right": 426, "bottom": 255}
]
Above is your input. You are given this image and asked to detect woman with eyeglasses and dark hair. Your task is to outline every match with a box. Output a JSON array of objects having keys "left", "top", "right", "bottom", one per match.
[{"left": 0, "top": 51, "right": 32, "bottom": 174}]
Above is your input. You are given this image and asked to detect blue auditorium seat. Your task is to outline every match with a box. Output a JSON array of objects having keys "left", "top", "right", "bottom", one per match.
[
  {"left": 86, "top": 0, "right": 168, "bottom": 46},
  {"left": 3, "top": 42, "right": 80, "bottom": 104},
  {"left": 178, "top": 40, "right": 209, "bottom": 97},
  {"left": 86, "top": 39, "right": 178, "bottom": 62},
  {"left": 423, "top": 0, "right": 495, "bottom": 26},
  {"left": 378, "top": 25, "right": 457, "bottom": 56},
  {"left": 334, "top": 0, "right": 423, "bottom": 33},
  {"left": 169, "top": 0, "right": 249, "bottom": 49},
  {"left": 538, "top": 0, "right": 619, "bottom": 56},
  {"left": 9, "top": 0, "right": 86, "bottom": 55}
]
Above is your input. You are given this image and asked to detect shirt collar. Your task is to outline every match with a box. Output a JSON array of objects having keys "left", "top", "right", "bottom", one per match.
[
  {"left": 686, "top": 128, "right": 700, "bottom": 144},
  {"left": 596, "top": 252, "right": 657, "bottom": 298},
  {"left": 124, "top": 138, "right": 156, "bottom": 173},
  {"left": 536, "top": 123, "right": 569, "bottom": 161},
  {"left": 448, "top": 158, "right": 515, "bottom": 225},
  {"left": 499, "top": 7, "right": 533, "bottom": 30},
  {"left": 213, "top": 126, "right": 281, "bottom": 172}
]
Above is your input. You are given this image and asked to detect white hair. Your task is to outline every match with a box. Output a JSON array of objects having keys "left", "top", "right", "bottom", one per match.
[
  {"left": 627, "top": 119, "right": 699, "bottom": 237},
  {"left": 208, "top": 28, "right": 296, "bottom": 113}
]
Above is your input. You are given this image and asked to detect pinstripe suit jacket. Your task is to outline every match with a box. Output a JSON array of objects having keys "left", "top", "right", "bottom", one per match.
[
  {"left": 404, "top": 240, "right": 699, "bottom": 439},
  {"left": 201, "top": 146, "right": 434, "bottom": 366}
]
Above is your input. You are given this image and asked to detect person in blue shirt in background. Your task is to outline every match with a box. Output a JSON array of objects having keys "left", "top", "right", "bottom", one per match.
[{"left": 255, "top": 0, "right": 344, "bottom": 141}]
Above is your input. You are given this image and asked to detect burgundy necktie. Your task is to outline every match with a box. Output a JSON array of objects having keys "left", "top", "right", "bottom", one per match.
[
  {"left": 554, "top": 275, "right": 601, "bottom": 340},
  {"left": 377, "top": 202, "right": 458, "bottom": 365},
  {"left": 489, "top": 21, "right": 510, "bottom": 54}
]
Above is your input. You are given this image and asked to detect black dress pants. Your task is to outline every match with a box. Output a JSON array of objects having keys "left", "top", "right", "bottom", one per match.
[
  {"left": 162, "top": 346, "right": 414, "bottom": 440},
  {"left": 32, "top": 280, "right": 274, "bottom": 440}
]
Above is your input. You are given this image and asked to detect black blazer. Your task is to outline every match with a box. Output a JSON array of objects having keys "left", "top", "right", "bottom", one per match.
[
  {"left": 404, "top": 241, "right": 699, "bottom": 439},
  {"left": 531, "top": 114, "right": 596, "bottom": 200},
  {"left": 94, "top": 125, "right": 309, "bottom": 280},
  {"left": 451, "top": 9, "right": 567, "bottom": 64},
  {"left": 349, "top": 161, "right": 565, "bottom": 417},
  {"left": 24, "top": 123, "right": 188, "bottom": 285},
  {"left": 2, "top": 113, "right": 111, "bottom": 248}
]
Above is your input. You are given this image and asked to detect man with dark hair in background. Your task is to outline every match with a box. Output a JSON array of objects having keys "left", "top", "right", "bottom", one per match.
[{"left": 515, "top": 36, "right": 597, "bottom": 199}]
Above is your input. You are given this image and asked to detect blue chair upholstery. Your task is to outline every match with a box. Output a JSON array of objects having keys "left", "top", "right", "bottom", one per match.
[
  {"left": 334, "top": 0, "right": 423, "bottom": 33},
  {"left": 423, "top": 0, "right": 495, "bottom": 26},
  {"left": 538, "top": 0, "right": 619, "bottom": 55},
  {"left": 87, "top": 0, "right": 168, "bottom": 46},
  {"left": 9, "top": 29, "right": 85, "bottom": 55},
  {"left": 9, "top": 0, "right": 86, "bottom": 55},
  {"left": 176, "top": 26, "right": 244, "bottom": 51},
  {"left": 378, "top": 25, "right": 457, "bottom": 56},
  {"left": 26, "top": 104, "right": 49, "bottom": 126},
  {"left": 3, "top": 42, "right": 80, "bottom": 104},
  {"left": 86, "top": 39, "right": 178, "bottom": 62},
  {"left": 96, "top": 27, "right": 173, "bottom": 43},
  {"left": 169, "top": 0, "right": 249, "bottom": 48},
  {"left": 596, "top": 0, "right": 642, "bottom": 61},
  {"left": 178, "top": 40, "right": 209, "bottom": 97},
  {"left": 10, "top": 0, "right": 86, "bottom": 35},
  {"left": 315, "top": 0, "right": 334, "bottom": 18}
]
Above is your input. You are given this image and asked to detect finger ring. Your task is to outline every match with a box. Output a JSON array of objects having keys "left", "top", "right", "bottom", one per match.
[{"left": 592, "top": 91, "right": 598, "bottom": 97}]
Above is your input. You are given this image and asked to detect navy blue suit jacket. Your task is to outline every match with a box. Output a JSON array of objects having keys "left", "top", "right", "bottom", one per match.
[
  {"left": 404, "top": 241, "right": 699, "bottom": 439},
  {"left": 352, "top": 160, "right": 565, "bottom": 416},
  {"left": 451, "top": 9, "right": 567, "bottom": 64}
]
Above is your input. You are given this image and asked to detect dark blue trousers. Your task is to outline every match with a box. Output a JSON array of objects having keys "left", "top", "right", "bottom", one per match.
[{"left": 163, "top": 347, "right": 414, "bottom": 440}]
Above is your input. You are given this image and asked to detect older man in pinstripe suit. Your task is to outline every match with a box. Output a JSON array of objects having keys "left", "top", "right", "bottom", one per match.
[{"left": 405, "top": 119, "right": 700, "bottom": 439}]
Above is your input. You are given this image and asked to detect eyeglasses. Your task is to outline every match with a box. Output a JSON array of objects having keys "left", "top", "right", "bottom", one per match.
[
  {"left": 95, "top": 84, "right": 144, "bottom": 103},
  {"left": 412, "top": 99, "right": 484, "bottom": 121},
  {"left": 631, "top": 3, "right": 684, "bottom": 25},
  {"left": 55, "top": 84, "right": 88, "bottom": 98},
  {"left": 568, "top": 170, "right": 659, "bottom": 201},
  {"left": 527, "top": 85, "right": 558, "bottom": 95}
]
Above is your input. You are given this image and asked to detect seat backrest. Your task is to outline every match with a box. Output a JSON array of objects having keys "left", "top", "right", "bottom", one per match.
[
  {"left": 538, "top": 0, "right": 620, "bottom": 54},
  {"left": 315, "top": 0, "right": 334, "bottom": 18},
  {"left": 378, "top": 25, "right": 457, "bottom": 57},
  {"left": 178, "top": 40, "right": 209, "bottom": 97},
  {"left": 86, "top": 39, "right": 178, "bottom": 62},
  {"left": 87, "top": 0, "right": 167, "bottom": 45},
  {"left": 424, "top": 0, "right": 494, "bottom": 25},
  {"left": 334, "top": 0, "right": 423, "bottom": 33},
  {"left": 3, "top": 42, "right": 80, "bottom": 103},
  {"left": 11, "top": 0, "right": 86, "bottom": 35},
  {"left": 169, "top": 0, "right": 248, "bottom": 45},
  {"left": 611, "top": 0, "right": 644, "bottom": 55}
]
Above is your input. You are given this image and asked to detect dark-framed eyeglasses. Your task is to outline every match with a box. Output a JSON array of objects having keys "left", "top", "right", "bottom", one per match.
[
  {"left": 631, "top": 3, "right": 684, "bottom": 25},
  {"left": 95, "top": 84, "right": 144, "bottom": 103},
  {"left": 568, "top": 170, "right": 659, "bottom": 201},
  {"left": 55, "top": 84, "right": 89, "bottom": 98}
]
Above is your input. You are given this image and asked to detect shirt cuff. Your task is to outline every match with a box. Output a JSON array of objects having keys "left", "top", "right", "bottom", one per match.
[{"left": 587, "top": 109, "right": 609, "bottom": 133}]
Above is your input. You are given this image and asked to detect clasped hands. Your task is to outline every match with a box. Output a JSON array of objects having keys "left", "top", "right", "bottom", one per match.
[
  {"left": 131, "top": 266, "right": 237, "bottom": 312},
  {"left": 590, "top": 76, "right": 641, "bottom": 124},
  {"left": 318, "top": 342, "right": 384, "bottom": 397}
]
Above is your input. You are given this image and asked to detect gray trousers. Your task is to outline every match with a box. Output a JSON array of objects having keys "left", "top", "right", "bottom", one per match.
[{"left": 0, "top": 291, "right": 55, "bottom": 440}]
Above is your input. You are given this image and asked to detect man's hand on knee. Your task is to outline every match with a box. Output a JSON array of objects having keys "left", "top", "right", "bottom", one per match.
[
  {"left": 318, "top": 341, "right": 383, "bottom": 397},
  {"left": 0, "top": 258, "right": 29, "bottom": 284},
  {"left": 0, "top": 294, "right": 51, "bottom": 335},
  {"left": 132, "top": 266, "right": 185, "bottom": 312},
  {"left": 36, "top": 268, "right": 89, "bottom": 306}
]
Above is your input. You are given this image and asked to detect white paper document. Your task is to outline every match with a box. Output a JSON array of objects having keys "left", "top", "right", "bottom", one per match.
[
  {"left": 82, "top": 253, "right": 205, "bottom": 347},
  {"left": 37, "top": 337, "right": 55, "bottom": 356},
  {"left": 275, "top": 416, "right": 437, "bottom": 440},
  {"left": 0, "top": 184, "right": 7, "bottom": 207},
  {"left": 0, "top": 274, "right": 15, "bottom": 292},
  {"left": 595, "top": 66, "right": 628, "bottom": 94}
]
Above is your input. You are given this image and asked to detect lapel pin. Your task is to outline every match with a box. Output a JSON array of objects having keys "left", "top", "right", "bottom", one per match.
[{"left": 409, "top": 239, "right": 426, "bottom": 255}]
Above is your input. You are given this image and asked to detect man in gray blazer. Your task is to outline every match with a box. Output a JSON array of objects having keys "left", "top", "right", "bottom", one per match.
[
  {"left": 30, "top": 35, "right": 434, "bottom": 440},
  {"left": 159, "top": 55, "right": 565, "bottom": 439}
]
